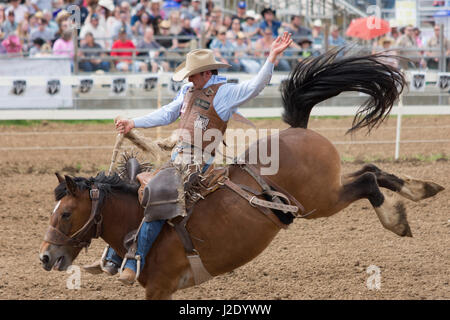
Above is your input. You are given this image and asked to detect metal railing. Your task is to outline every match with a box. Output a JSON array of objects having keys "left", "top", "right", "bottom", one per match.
[{"left": 1, "top": 29, "right": 449, "bottom": 73}]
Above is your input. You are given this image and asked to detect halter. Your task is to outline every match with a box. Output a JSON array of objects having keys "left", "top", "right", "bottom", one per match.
[{"left": 43, "top": 185, "right": 103, "bottom": 249}]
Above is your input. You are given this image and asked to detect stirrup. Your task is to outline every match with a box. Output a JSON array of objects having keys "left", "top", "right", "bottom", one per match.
[
  {"left": 99, "top": 245, "right": 110, "bottom": 272},
  {"left": 119, "top": 255, "right": 141, "bottom": 282}
]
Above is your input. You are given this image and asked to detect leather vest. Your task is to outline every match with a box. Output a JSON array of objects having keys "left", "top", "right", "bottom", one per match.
[{"left": 178, "top": 83, "right": 228, "bottom": 150}]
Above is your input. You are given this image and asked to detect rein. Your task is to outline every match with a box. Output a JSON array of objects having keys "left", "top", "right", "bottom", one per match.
[{"left": 43, "top": 185, "right": 103, "bottom": 249}]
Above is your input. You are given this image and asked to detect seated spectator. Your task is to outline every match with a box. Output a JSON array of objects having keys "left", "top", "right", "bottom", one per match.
[
  {"left": 328, "top": 25, "right": 346, "bottom": 48},
  {"left": 17, "top": 19, "right": 31, "bottom": 53},
  {"left": 106, "top": 4, "right": 121, "bottom": 31},
  {"left": 177, "top": 16, "right": 197, "bottom": 49},
  {"left": 80, "top": 13, "right": 109, "bottom": 48},
  {"left": 241, "top": 10, "right": 259, "bottom": 42},
  {"left": 30, "top": 0, "right": 53, "bottom": 13},
  {"left": 43, "top": 10, "right": 58, "bottom": 33},
  {"left": 79, "top": 32, "right": 110, "bottom": 72},
  {"left": 112, "top": 10, "right": 133, "bottom": 40},
  {"left": 156, "top": 19, "right": 177, "bottom": 50},
  {"left": 372, "top": 36, "right": 398, "bottom": 68},
  {"left": 311, "top": 19, "right": 324, "bottom": 51},
  {"left": 132, "top": 11, "right": 152, "bottom": 37},
  {"left": 222, "top": 14, "right": 232, "bottom": 30},
  {"left": 2, "top": 34, "right": 22, "bottom": 55},
  {"left": 189, "top": 0, "right": 202, "bottom": 18},
  {"left": 233, "top": 31, "right": 260, "bottom": 73},
  {"left": 149, "top": 0, "right": 166, "bottom": 20},
  {"left": 131, "top": 3, "right": 148, "bottom": 26},
  {"left": 226, "top": 17, "right": 242, "bottom": 41},
  {"left": 111, "top": 26, "right": 147, "bottom": 72},
  {"left": 53, "top": 10, "right": 71, "bottom": 43},
  {"left": 297, "top": 38, "right": 319, "bottom": 62},
  {"left": 425, "top": 25, "right": 450, "bottom": 70},
  {"left": 168, "top": 10, "right": 182, "bottom": 35},
  {"left": 30, "top": 15, "right": 54, "bottom": 43},
  {"left": 29, "top": 37, "right": 45, "bottom": 56},
  {"left": 156, "top": 20, "right": 179, "bottom": 68},
  {"left": 6, "top": 0, "right": 28, "bottom": 24},
  {"left": 137, "top": 26, "right": 169, "bottom": 72},
  {"left": 413, "top": 27, "right": 423, "bottom": 47},
  {"left": 287, "top": 15, "right": 311, "bottom": 43},
  {"left": 259, "top": 7, "right": 281, "bottom": 38},
  {"left": 52, "top": 29, "right": 74, "bottom": 58},
  {"left": 254, "top": 28, "right": 290, "bottom": 71},
  {"left": 395, "top": 25, "right": 423, "bottom": 69},
  {"left": 34, "top": 42, "right": 52, "bottom": 56},
  {"left": 179, "top": 1, "right": 194, "bottom": 20},
  {"left": 0, "top": 4, "right": 5, "bottom": 26},
  {"left": 232, "top": 1, "right": 247, "bottom": 23},
  {"left": 119, "top": 1, "right": 132, "bottom": 22},
  {"left": 2, "top": 9, "right": 17, "bottom": 37},
  {"left": 209, "top": 26, "right": 240, "bottom": 71}
]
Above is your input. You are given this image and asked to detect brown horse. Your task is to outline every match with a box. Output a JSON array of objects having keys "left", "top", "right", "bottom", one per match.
[{"left": 39, "top": 48, "right": 444, "bottom": 299}]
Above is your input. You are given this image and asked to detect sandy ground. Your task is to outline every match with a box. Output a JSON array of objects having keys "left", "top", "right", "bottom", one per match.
[{"left": 0, "top": 116, "right": 448, "bottom": 300}]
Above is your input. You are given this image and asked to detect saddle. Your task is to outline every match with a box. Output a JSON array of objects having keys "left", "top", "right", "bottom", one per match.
[{"left": 133, "top": 162, "right": 310, "bottom": 285}]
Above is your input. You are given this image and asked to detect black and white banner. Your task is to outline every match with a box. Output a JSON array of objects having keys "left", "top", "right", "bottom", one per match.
[
  {"left": 79, "top": 78, "right": 94, "bottom": 94},
  {"left": 170, "top": 78, "right": 183, "bottom": 93},
  {"left": 436, "top": 73, "right": 450, "bottom": 90},
  {"left": 110, "top": 77, "right": 127, "bottom": 96},
  {"left": 11, "top": 80, "right": 26, "bottom": 96},
  {"left": 46, "top": 79, "right": 61, "bottom": 96},
  {"left": 143, "top": 76, "right": 158, "bottom": 91},
  {"left": 410, "top": 72, "right": 426, "bottom": 92}
]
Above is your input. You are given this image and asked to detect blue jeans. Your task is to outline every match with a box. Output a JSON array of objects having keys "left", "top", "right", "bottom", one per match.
[
  {"left": 105, "top": 219, "right": 165, "bottom": 273},
  {"left": 79, "top": 60, "right": 110, "bottom": 72}
]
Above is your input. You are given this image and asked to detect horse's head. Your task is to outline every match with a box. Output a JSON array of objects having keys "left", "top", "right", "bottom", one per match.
[{"left": 39, "top": 173, "right": 102, "bottom": 271}]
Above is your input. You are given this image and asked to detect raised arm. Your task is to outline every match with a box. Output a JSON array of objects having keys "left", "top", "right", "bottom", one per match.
[{"left": 214, "top": 32, "right": 292, "bottom": 120}]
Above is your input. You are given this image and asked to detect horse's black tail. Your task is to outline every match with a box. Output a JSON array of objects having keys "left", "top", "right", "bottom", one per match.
[{"left": 280, "top": 46, "right": 406, "bottom": 133}]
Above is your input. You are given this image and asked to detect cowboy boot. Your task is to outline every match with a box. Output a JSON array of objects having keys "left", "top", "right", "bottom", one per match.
[
  {"left": 83, "top": 260, "right": 119, "bottom": 276},
  {"left": 118, "top": 267, "right": 137, "bottom": 285},
  {"left": 83, "top": 245, "right": 121, "bottom": 275}
]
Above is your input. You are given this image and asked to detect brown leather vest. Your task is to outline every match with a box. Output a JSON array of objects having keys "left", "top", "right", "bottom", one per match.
[{"left": 178, "top": 83, "right": 228, "bottom": 150}]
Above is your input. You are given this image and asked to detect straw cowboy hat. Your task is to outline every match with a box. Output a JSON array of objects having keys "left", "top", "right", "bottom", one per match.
[{"left": 172, "top": 49, "right": 231, "bottom": 81}]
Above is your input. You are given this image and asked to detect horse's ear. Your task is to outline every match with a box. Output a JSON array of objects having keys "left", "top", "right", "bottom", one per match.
[
  {"left": 64, "top": 175, "right": 78, "bottom": 196},
  {"left": 55, "top": 172, "right": 64, "bottom": 184}
]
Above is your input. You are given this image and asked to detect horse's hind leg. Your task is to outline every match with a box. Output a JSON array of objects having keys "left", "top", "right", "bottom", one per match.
[
  {"left": 343, "top": 164, "right": 444, "bottom": 202},
  {"left": 339, "top": 171, "right": 412, "bottom": 237}
]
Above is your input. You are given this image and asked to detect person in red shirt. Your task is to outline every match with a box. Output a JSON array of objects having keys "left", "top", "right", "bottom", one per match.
[{"left": 111, "top": 26, "right": 147, "bottom": 72}]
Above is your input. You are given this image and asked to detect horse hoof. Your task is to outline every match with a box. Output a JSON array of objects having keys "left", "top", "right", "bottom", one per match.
[{"left": 399, "top": 176, "right": 445, "bottom": 202}]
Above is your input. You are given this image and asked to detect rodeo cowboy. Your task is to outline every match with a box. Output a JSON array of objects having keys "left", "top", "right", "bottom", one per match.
[{"left": 84, "top": 32, "right": 293, "bottom": 285}]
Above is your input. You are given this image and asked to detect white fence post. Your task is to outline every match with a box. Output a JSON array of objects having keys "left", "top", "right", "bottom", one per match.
[{"left": 394, "top": 90, "right": 404, "bottom": 160}]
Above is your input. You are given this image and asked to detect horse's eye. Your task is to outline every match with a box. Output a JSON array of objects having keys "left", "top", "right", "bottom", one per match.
[{"left": 62, "top": 212, "right": 71, "bottom": 219}]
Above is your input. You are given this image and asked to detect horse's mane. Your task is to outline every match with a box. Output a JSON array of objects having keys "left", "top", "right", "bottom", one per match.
[{"left": 54, "top": 172, "right": 139, "bottom": 201}]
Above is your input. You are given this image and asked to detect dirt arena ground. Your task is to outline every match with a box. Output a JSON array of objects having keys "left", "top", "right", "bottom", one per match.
[{"left": 0, "top": 115, "right": 448, "bottom": 300}]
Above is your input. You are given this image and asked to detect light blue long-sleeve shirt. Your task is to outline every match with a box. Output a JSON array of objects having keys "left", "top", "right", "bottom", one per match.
[{"left": 132, "top": 59, "right": 275, "bottom": 128}]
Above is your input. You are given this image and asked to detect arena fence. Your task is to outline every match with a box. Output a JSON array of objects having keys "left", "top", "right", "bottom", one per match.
[{"left": 0, "top": 69, "right": 448, "bottom": 160}]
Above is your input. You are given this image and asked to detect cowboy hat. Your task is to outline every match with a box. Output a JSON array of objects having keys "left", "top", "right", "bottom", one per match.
[
  {"left": 172, "top": 49, "right": 231, "bottom": 82},
  {"left": 261, "top": 7, "right": 275, "bottom": 17},
  {"left": 99, "top": 0, "right": 115, "bottom": 11},
  {"left": 379, "top": 36, "right": 394, "bottom": 45}
]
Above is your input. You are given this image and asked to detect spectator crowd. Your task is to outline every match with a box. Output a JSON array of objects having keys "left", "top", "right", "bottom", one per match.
[{"left": 0, "top": 0, "right": 449, "bottom": 73}]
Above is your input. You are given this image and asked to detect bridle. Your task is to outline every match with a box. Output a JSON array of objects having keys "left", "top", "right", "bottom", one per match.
[{"left": 43, "top": 185, "right": 103, "bottom": 249}]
